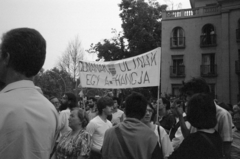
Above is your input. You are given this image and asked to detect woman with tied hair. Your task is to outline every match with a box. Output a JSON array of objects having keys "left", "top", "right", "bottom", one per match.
[
  {"left": 168, "top": 93, "right": 224, "bottom": 159},
  {"left": 141, "top": 102, "right": 173, "bottom": 159},
  {"left": 56, "top": 108, "right": 92, "bottom": 159}
]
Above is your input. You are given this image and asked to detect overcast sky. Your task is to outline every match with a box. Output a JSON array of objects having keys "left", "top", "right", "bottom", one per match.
[{"left": 0, "top": 0, "right": 190, "bottom": 70}]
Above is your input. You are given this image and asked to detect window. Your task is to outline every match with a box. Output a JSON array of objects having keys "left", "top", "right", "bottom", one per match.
[
  {"left": 200, "top": 24, "right": 217, "bottom": 47},
  {"left": 171, "top": 27, "right": 185, "bottom": 48},
  {"left": 170, "top": 55, "right": 185, "bottom": 78},
  {"left": 201, "top": 54, "right": 217, "bottom": 77}
]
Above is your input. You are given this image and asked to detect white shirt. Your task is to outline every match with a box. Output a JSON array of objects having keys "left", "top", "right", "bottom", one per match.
[
  {"left": 111, "top": 109, "right": 124, "bottom": 125},
  {"left": 154, "top": 125, "right": 173, "bottom": 158},
  {"left": 0, "top": 80, "right": 59, "bottom": 159},
  {"left": 59, "top": 108, "right": 71, "bottom": 136},
  {"left": 86, "top": 116, "right": 112, "bottom": 151},
  {"left": 171, "top": 113, "right": 191, "bottom": 149}
]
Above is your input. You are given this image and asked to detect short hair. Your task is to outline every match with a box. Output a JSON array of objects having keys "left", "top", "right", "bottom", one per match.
[
  {"left": 112, "top": 97, "right": 120, "bottom": 105},
  {"left": 64, "top": 92, "right": 77, "bottom": 109},
  {"left": 125, "top": 92, "right": 148, "bottom": 120},
  {"left": 74, "top": 108, "right": 89, "bottom": 128},
  {"left": 1, "top": 28, "right": 46, "bottom": 77},
  {"left": 187, "top": 93, "right": 217, "bottom": 129},
  {"left": 148, "top": 102, "right": 157, "bottom": 122},
  {"left": 97, "top": 96, "right": 114, "bottom": 115},
  {"left": 88, "top": 96, "right": 97, "bottom": 102},
  {"left": 180, "top": 77, "right": 210, "bottom": 96}
]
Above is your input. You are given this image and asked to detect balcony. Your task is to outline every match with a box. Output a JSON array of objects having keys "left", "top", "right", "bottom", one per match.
[
  {"left": 237, "top": 29, "right": 240, "bottom": 42},
  {"left": 235, "top": 61, "right": 240, "bottom": 75},
  {"left": 170, "top": 37, "right": 185, "bottom": 49},
  {"left": 200, "top": 34, "right": 217, "bottom": 47},
  {"left": 200, "top": 65, "right": 217, "bottom": 77},
  {"left": 170, "top": 65, "right": 185, "bottom": 78},
  {"left": 162, "top": 5, "right": 220, "bottom": 20}
]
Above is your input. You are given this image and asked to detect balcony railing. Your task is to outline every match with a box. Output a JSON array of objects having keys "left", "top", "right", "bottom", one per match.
[
  {"left": 170, "top": 37, "right": 185, "bottom": 49},
  {"left": 235, "top": 61, "right": 240, "bottom": 75},
  {"left": 200, "top": 65, "right": 217, "bottom": 77},
  {"left": 236, "top": 29, "right": 240, "bottom": 42},
  {"left": 200, "top": 34, "right": 217, "bottom": 47},
  {"left": 163, "top": 5, "right": 220, "bottom": 20},
  {"left": 170, "top": 65, "right": 185, "bottom": 78}
]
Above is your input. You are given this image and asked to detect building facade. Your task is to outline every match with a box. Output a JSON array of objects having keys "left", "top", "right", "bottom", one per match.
[{"left": 161, "top": 0, "right": 240, "bottom": 104}]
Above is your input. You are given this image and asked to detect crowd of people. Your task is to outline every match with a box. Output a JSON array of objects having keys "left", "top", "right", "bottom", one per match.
[{"left": 0, "top": 27, "right": 240, "bottom": 159}]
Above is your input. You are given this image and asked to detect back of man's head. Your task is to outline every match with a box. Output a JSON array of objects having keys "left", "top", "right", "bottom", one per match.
[
  {"left": 64, "top": 92, "right": 77, "bottom": 109},
  {"left": 1, "top": 28, "right": 46, "bottom": 77},
  {"left": 125, "top": 92, "right": 147, "bottom": 120},
  {"left": 180, "top": 77, "right": 210, "bottom": 96}
]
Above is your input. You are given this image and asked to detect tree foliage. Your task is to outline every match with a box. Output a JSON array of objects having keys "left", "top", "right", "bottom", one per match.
[
  {"left": 87, "top": 29, "right": 126, "bottom": 61},
  {"left": 87, "top": 0, "right": 164, "bottom": 61},
  {"left": 34, "top": 67, "right": 75, "bottom": 98},
  {"left": 119, "top": 0, "right": 162, "bottom": 56}
]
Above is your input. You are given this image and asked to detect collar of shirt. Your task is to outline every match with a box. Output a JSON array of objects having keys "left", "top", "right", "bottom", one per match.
[{"left": 1, "top": 80, "right": 35, "bottom": 93}]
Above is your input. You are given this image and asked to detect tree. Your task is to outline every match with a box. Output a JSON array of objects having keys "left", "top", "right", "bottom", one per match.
[
  {"left": 119, "top": 0, "right": 163, "bottom": 57},
  {"left": 58, "top": 36, "right": 84, "bottom": 81},
  {"left": 88, "top": 0, "right": 164, "bottom": 61},
  {"left": 34, "top": 67, "right": 75, "bottom": 98},
  {"left": 87, "top": 29, "right": 127, "bottom": 61}
]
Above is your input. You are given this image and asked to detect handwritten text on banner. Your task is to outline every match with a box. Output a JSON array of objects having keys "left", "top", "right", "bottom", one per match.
[{"left": 79, "top": 48, "right": 161, "bottom": 88}]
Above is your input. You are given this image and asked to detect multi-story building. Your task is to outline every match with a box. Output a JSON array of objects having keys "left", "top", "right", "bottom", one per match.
[{"left": 161, "top": 0, "right": 240, "bottom": 104}]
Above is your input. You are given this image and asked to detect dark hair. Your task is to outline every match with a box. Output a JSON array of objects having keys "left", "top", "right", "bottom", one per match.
[
  {"left": 1, "top": 28, "right": 46, "bottom": 77},
  {"left": 97, "top": 96, "right": 114, "bottom": 115},
  {"left": 125, "top": 92, "right": 147, "bottom": 120},
  {"left": 76, "top": 108, "right": 89, "bottom": 128},
  {"left": 64, "top": 92, "right": 77, "bottom": 109},
  {"left": 148, "top": 102, "right": 157, "bottom": 122},
  {"left": 161, "top": 97, "right": 170, "bottom": 110},
  {"left": 187, "top": 93, "right": 217, "bottom": 129},
  {"left": 180, "top": 77, "right": 210, "bottom": 96},
  {"left": 88, "top": 96, "right": 96, "bottom": 102},
  {"left": 113, "top": 97, "right": 120, "bottom": 105}
]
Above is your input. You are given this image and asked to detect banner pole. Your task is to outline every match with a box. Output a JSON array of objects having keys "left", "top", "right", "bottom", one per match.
[{"left": 156, "top": 47, "right": 162, "bottom": 124}]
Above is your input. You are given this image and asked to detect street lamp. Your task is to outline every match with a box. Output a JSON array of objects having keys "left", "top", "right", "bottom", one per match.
[{"left": 49, "top": 70, "right": 66, "bottom": 94}]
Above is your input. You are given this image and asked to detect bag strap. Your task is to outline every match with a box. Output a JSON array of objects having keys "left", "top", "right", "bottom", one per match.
[
  {"left": 157, "top": 126, "right": 164, "bottom": 159},
  {"left": 115, "top": 126, "right": 134, "bottom": 159},
  {"left": 199, "top": 132, "right": 222, "bottom": 158}
]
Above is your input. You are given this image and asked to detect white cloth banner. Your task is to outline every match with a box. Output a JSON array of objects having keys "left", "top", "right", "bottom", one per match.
[{"left": 79, "top": 47, "right": 161, "bottom": 89}]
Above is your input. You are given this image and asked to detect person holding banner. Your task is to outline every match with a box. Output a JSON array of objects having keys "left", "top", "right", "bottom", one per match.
[{"left": 141, "top": 102, "right": 173, "bottom": 159}]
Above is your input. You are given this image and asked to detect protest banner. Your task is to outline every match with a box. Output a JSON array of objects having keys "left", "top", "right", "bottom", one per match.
[{"left": 79, "top": 47, "right": 161, "bottom": 89}]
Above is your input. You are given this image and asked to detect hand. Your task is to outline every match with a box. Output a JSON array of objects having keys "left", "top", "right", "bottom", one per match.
[
  {"left": 176, "top": 106, "right": 184, "bottom": 117},
  {"left": 172, "top": 99, "right": 184, "bottom": 117}
]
